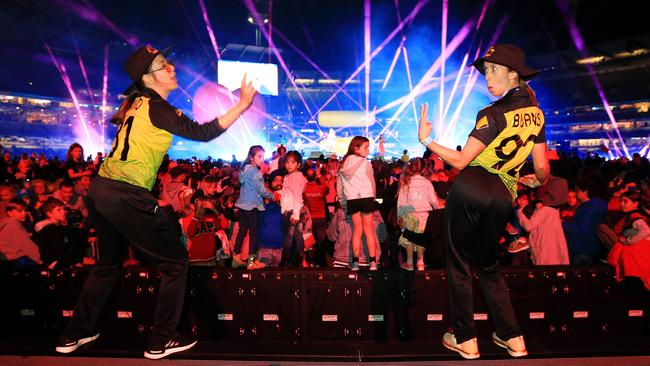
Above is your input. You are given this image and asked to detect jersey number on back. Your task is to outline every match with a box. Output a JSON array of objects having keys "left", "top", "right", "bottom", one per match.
[
  {"left": 108, "top": 116, "right": 135, "bottom": 161},
  {"left": 492, "top": 133, "right": 537, "bottom": 177}
]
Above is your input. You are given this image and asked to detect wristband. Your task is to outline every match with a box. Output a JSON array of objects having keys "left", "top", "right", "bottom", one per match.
[{"left": 421, "top": 137, "right": 433, "bottom": 146}]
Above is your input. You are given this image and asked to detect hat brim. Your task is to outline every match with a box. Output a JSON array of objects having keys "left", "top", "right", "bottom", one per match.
[
  {"left": 122, "top": 46, "right": 171, "bottom": 95},
  {"left": 471, "top": 57, "right": 539, "bottom": 80}
]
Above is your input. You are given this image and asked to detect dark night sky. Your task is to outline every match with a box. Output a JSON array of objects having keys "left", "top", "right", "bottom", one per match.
[{"left": 0, "top": 0, "right": 647, "bottom": 105}]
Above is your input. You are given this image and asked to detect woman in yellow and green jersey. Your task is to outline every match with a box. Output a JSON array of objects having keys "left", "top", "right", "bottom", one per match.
[
  {"left": 419, "top": 44, "right": 549, "bottom": 360},
  {"left": 56, "top": 44, "right": 257, "bottom": 360}
]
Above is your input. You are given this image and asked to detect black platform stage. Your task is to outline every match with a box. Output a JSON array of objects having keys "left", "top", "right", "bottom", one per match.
[{"left": 1, "top": 266, "right": 649, "bottom": 363}]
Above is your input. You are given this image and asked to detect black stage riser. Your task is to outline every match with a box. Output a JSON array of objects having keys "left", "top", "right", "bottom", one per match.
[{"left": 0, "top": 267, "right": 648, "bottom": 345}]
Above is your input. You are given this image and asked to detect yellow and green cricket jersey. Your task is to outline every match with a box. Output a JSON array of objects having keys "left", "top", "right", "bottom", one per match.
[
  {"left": 468, "top": 87, "right": 546, "bottom": 199},
  {"left": 99, "top": 89, "right": 225, "bottom": 190}
]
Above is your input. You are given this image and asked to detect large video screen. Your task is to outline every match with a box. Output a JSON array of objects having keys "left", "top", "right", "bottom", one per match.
[{"left": 217, "top": 60, "right": 278, "bottom": 96}]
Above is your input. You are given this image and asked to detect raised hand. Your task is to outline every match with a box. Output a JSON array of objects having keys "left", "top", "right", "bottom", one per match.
[
  {"left": 239, "top": 73, "right": 258, "bottom": 108},
  {"left": 419, "top": 103, "right": 432, "bottom": 142}
]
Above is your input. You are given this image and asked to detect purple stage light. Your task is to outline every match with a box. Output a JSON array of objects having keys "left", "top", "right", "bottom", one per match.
[
  {"left": 372, "top": 80, "right": 439, "bottom": 117},
  {"left": 55, "top": 0, "right": 138, "bottom": 46},
  {"left": 442, "top": 52, "right": 469, "bottom": 118},
  {"left": 44, "top": 43, "right": 99, "bottom": 154},
  {"left": 198, "top": 0, "right": 222, "bottom": 61},
  {"left": 309, "top": 0, "right": 428, "bottom": 122},
  {"left": 101, "top": 44, "right": 109, "bottom": 148},
  {"left": 441, "top": 45, "right": 482, "bottom": 141},
  {"left": 382, "top": 41, "right": 403, "bottom": 90},
  {"left": 440, "top": 13, "right": 504, "bottom": 143},
  {"left": 555, "top": 0, "right": 630, "bottom": 159},
  {"left": 375, "top": 11, "right": 477, "bottom": 144},
  {"left": 243, "top": 0, "right": 314, "bottom": 117},
  {"left": 364, "top": 0, "right": 372, "bottom": 136},
  {"left": 272, "top": 28, "right": 364, "bottom": 110},
  {"left": 401, "top": 47, "right": 419, "bottom": 130},
  {"left": 437, "top": 0, "right": 448, "bottom": 137}
]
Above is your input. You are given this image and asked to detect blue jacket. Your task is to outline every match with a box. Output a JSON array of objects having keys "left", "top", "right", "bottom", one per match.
[
  {"left": 562, "top": 197, "right": 608, "bottom": 261},
  {"left": 235, "top": 165, "right": 274, "bottom": 211},
  {"left": 259, "top": 201, "right": 283, "bottom": 249}
]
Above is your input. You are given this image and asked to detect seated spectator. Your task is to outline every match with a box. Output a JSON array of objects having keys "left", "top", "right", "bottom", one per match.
[
  {"left": 516, "top": 198, "right": 570, "bottom": 265},
  {"left": 161, "top": 166, "right": 190, "bottom": 214},
  {"left": 15, "top": 156, "right": 34, "bottom": 182},
  {"left": 562, "top": 179, "right": 608, "bottom": 265},
  {"left": 31, "top": 179, "right": 54, "bottom": 211},
  {"left": 34, "top": 198, "right": 88, "bottom": 269},
  {"left": 560, "top": 189, "right": 579, "bottom": 222},
  {"left": 597, "top": 189, "right": 650, "bottom": 250},
  {"left": 607, "top": 176, "right": 636, "bottom": 212},
  {"left": 0, "top": 184, "right": 16, "bottom": 214},
  {"left": 608, "top": 239, "right": 650, "bottom": 291},
  {"left": 51, "top": 180, "right": 88, "bottom": 222},
  {"left": 0, "top": 199, "right": 42, "bottom": 266},
  {"left": 75, "top": 175, "right": 92, "bottom": 197}
]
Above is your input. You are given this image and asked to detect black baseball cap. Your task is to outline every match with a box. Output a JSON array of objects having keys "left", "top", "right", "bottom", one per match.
[{"left": 122, "top": 44, "right": 170, "bottom": 95}]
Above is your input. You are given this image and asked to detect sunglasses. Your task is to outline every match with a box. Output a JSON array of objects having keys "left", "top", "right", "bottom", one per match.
[{"left": 148, "top": 60, "right": 175, "bottom": 73}]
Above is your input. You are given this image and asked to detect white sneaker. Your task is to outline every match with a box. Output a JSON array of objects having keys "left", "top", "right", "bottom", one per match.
[
  {"left": 55, "top": 333, "right": 100, "bottom": 353},
  {"left": 144, "top": 336, "right": 197, "bottom": 360},
  {"left": 492, "top": 332, "right": 528, "bottom": 357},
  {"left": 369, "top": 261, "right": 378, "bottom": 271},
  {"left": 442, "top": 332, "right": 480, "bottom": 359}
]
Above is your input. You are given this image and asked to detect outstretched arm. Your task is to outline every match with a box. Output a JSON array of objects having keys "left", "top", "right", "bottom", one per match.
[
  {"left": 150, "top": 74, "right": 258, "bottom": 141},
  {"left": 418, "top": 103, "right": 485, "bottom": 170}
]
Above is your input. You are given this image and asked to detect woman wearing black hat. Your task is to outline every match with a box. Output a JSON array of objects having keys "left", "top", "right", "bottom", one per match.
[
  {"left": 55, "top": 45, "right": 257, "bottom": 359},
  {"left": 419, "top": 44, "right": 549, "bottom": 359}
]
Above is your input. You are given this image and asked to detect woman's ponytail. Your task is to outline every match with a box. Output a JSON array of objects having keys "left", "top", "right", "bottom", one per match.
[
  {"left": 110, "top": 92, "right": 138, "bottom": 125},
  {"left": 519, "top": 78, "right": 538, "bottom": 106}
]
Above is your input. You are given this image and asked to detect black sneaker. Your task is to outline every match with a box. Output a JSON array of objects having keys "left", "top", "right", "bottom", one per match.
[
  {"left": 55, "top": 333, "right": 100, "bottom": 353},
  {"left": 144, "top": 336, "right": 197, "bottom": 360}
]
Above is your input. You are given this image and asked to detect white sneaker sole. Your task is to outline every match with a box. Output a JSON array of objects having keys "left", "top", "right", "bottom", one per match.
[
  {"left": 55, "top": 333, "right": 100, "bottom": 353},
  {"left": 492, "top": 333, "right": 528, "bottom": 357},
  {"left": 442, "top": 339, "right": 480, "bottom": 360},
  {"left": 144, "top": 340, "right": 197, "bottom": 360}
]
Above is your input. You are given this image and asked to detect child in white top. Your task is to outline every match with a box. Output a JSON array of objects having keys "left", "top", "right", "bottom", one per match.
[
  {"left": 397, "top": 157, "right": 440, "bottom": 271},
  {"left": 280, "top": 150, "right": 308, "bottom": 267},
  {"left": 338, "top": 136, "right": 378, "bottom": 271}
]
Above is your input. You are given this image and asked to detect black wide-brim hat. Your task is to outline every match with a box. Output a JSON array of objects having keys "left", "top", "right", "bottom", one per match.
[
  {"left": 122, "top": 45, "right": 170, "bottom": 95},
  {"left": 471, "top": 44, "right": 538, "bottom": 80}
]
